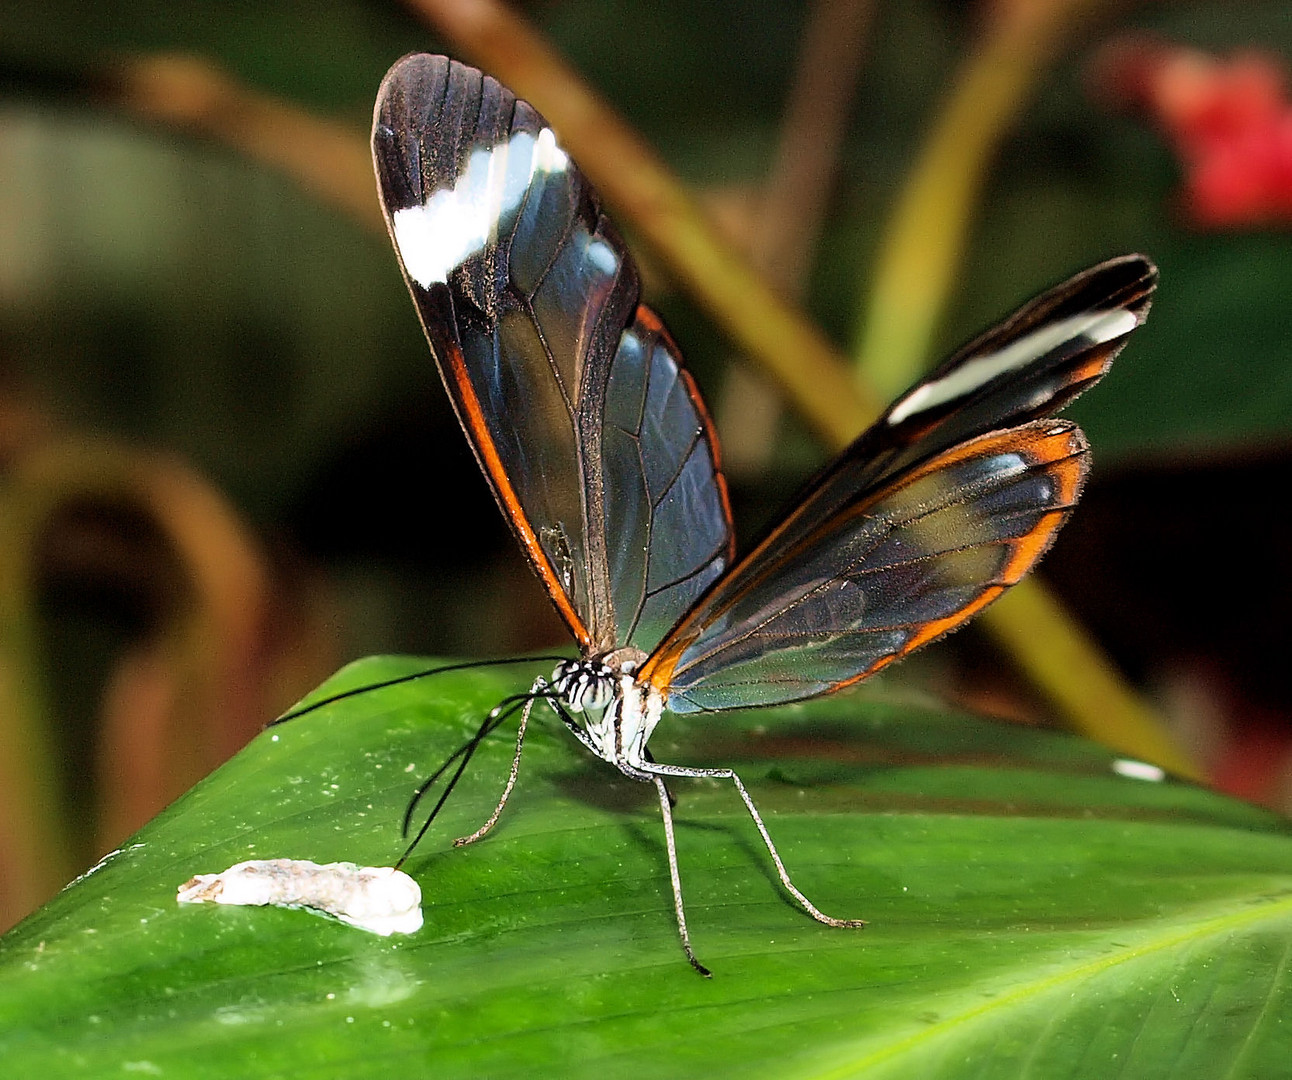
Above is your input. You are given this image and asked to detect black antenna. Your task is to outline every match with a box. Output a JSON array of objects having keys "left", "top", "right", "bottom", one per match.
[
  {"left": 395, "top": 687, "right": 558, "bottom": 867},
  {"left": 269, "top": 655, "right": 569, "bottom": 726}
]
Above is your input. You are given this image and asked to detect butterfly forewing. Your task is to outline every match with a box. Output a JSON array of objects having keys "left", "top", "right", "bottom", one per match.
[
  {"left": 372, "top": 54, "right": 732, "bottom": 653},
  {"left": 744, "top": 256, "right": 1156, "bottom": 572},
  {"left": 880, "top": 254, "right": 1154, "bottom": 473}
]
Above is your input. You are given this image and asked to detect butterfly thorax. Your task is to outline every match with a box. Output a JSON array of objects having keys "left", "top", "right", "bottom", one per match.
[{"left": 552, "top": 648, "right": 661, "bottom": 773}]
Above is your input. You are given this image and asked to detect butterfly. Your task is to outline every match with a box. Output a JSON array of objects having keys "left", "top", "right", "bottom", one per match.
[{"left": 368, "top": 53, "right": 1157, "bottom": 974}]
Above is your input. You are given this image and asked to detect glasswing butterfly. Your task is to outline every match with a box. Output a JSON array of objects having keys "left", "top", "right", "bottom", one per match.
[{"left": 366, "top": 53, "right": 1157, "bottom": 974}]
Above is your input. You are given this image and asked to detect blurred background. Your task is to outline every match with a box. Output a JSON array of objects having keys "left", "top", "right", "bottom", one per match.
[{"left": 1, "top": 0, "right": 1290, "bottom": 931}]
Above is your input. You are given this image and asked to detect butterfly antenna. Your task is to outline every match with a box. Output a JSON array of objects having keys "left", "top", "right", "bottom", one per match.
[
  {"left": 399, "top": 699, "right": 517, "bottom": 835},
  {"left": 395, "top": 718, "right": 496, "bottom": 867},
  {"left": 268, "top": 655, "right": 569, "bottom": 727},
  {"left": 395, "top": 688, "right": 555, "bottom": 867}
]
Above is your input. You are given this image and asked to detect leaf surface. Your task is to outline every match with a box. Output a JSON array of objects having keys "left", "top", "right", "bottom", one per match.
[{"left": 1, "top": 657, "right": 1288, "bottom": 1078}]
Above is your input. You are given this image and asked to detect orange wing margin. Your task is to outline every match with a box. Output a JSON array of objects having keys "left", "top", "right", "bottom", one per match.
[{"left": 641, "top": 422, "right": 1088, "bottom": 711}]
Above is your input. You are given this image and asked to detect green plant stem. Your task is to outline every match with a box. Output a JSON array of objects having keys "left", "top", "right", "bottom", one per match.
[
  {"left": 982, "top": 579, "right": 1200, "bottom": 777},
  {"left": 853, "top": 0, "right": 1121, "bottom": 395}
]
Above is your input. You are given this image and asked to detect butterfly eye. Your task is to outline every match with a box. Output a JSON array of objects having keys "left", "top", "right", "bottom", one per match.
[
  {"left": 552, "top": 660, "right": 615, "bottom": 712},
  {"left": 578, "top": 677, "right": 614, "bottom": 712}
]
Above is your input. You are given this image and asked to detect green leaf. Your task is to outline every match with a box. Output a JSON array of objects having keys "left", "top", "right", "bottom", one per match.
[{"left": 2, "top": 657, "right": 1289, "bottom": 1077}]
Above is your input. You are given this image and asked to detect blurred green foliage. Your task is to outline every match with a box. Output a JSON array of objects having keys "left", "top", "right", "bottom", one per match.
[{"left": 4, "top": 1, "right": 1292, "bottom": 557}]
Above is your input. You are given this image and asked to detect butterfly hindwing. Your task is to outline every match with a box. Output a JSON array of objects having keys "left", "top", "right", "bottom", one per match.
[
  {"left": 372, "top": 54, "right": 731, "bottom": 653},
  {"left": 640, "top": 256, "right": 1156, "bottom": 711},
  {"left": 601, "top": 307, "right": 734, "bottom": 651},
  {"left": 644, "top": 421, "right": 1088, "bottom": 710}
]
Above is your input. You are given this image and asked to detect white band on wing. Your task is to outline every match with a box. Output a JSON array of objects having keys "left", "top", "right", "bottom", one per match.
[
  {"left": 887, "top": 308, "right": 1139, "bottom": 426},
  {"left": 392, "top": 127, "right": 570, "bottom": 288}
]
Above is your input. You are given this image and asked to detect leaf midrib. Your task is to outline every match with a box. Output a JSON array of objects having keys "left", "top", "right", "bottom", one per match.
[{"left": 805, "top": 887, "right": 1292, "bottom": 1078}]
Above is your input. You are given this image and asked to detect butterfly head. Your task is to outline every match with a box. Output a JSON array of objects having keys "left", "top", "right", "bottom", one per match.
[{"left": 552, "top": 648, "right": 649, "bottom": 714}]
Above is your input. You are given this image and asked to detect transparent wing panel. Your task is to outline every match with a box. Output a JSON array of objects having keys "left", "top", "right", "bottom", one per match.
[
  {"left": 647, "top": 423, "right": 1088, "bottom": 712},
  {"left": 753, "top": 257, "right": 1156, "bottom": 570},
  {"left": 601, "top": 312, "right": 732, "bottom": 651}
]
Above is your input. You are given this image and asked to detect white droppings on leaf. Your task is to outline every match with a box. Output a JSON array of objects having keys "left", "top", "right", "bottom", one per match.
[{"left": 177, "top": 859, "right": 423, "bottom": 936}]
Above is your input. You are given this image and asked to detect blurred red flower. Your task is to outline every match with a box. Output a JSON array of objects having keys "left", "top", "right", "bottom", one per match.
[{"left": 1092, "top": 37, "right": 1292, "bottom": 227}]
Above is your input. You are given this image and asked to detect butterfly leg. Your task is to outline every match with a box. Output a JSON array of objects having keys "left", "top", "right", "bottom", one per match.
[
  {"left": 454, "top": 682, "right": 543, "bottom": 847},
  {"left": 652, "top": 775, "right": 712, "bottom": 977},
  {"left": 548, "top": 696, "right": 604, "bottom": 759},
  {"left": 642, "top": 761, "right": 866, "bottom": 931},
  {"left": 643, "top": 747, "right": 678, "bottom": 808}
]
